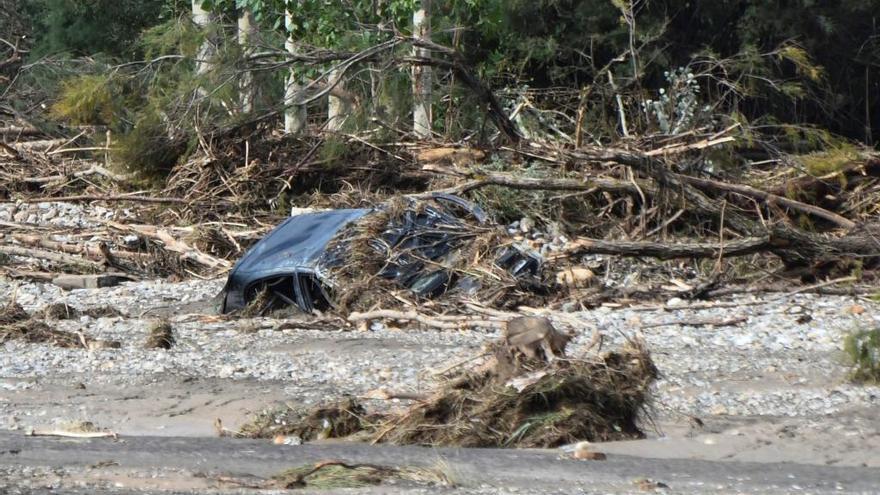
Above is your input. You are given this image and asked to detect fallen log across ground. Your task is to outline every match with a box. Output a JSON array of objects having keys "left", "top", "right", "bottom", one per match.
[
  {"left": 555, "top": 236, "right": 771, "bottom": 260},
  {"left": 0, "top": 245, "right": 103, "bottom": 271}
]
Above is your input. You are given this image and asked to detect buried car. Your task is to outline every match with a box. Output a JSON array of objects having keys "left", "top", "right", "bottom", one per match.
[{"left": 219, "top": 194, "right": 542, "bottom": 314}]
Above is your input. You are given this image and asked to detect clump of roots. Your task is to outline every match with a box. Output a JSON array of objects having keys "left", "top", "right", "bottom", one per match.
[
  {"left": 0, "top": 301, "right": 29, "bottom": 325},
  {"left": 144, "top": 320, "right": 175, "bottom": 349},
  {"left": 42, "top": 303, "right": 82, "bottom": 320},
  {"left": 1, "top": 301, "right": 120, "bottom": 349},
  {"left": 239, "top": 397, "right": 371, "bottom": 442}
]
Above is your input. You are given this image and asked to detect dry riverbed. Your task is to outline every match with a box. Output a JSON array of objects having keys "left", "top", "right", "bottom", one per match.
[{"left": 2, "top": 272, "right": 880, "bottom": 493}]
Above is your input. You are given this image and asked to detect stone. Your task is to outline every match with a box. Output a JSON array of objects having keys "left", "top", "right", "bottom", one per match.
[{"left": 51, "top": 274, "right": 131, "bottom": 290}]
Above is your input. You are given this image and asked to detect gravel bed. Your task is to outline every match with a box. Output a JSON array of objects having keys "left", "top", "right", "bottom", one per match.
[{"left": 3, "top": 274, "right": 879, "bottom": 422}]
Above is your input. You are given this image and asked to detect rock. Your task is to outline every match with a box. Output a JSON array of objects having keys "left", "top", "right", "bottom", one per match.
[
  {"left": 218, "top": 365, "right": 237, "bottom": 378},
  {"left": 51, "top": 274, "right": 131, "bottom": 290},
  {"left": 555, "top": 267, "right": 595, "bottom": 287},
  {"left": 561, "top": 301, "right": 578, "bottom": 313},
  {"left": 848, "top": 304, "right": 866, "bottom": 315},
  {"left": 666, "top": 297, "right": 685, "bottom": 307},
  {"left": 273, "top": 434, "right": 302, "bottom": 445},
  {"left": 88, "top": 340, "right": 121, "bottom": 350}
]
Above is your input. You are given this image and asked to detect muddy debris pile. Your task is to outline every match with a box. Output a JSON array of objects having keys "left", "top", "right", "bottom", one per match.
[{"left": 239, "top": 317, "right": 657, "bottom": 448}]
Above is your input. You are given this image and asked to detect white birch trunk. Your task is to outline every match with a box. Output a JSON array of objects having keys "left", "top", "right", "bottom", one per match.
[
  {"left": 284, "top": 1, "right": 306, "bottom": 134},
  {"left": 192, "top": 0, "right": 212, "bottom": 78},
  {"left": 412, "top": 0, "right": 432, "bottom": 138},
  {"left": 327, "top": 68, "right": 349, "bottom": 131},
  {"left": 238, "top": 8, "right": 257, "bottom": 113}
]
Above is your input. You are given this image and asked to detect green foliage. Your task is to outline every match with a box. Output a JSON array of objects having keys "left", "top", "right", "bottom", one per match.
[
  {"left": 27, "top": 0, "right": 167, "bottom": 57},
  {"left": 469, "top": 160, "right": 561, "bottom": 223},
  {"left": 141, "top": 17, "right": 203, "bottom": 59},
  {"left": 50, "top": 74, "right": 121, "bottom": 125},
  {"left": 799, "top": 146, "right": 860, "bottom": 177},
  {"left": 27, "top": 0, "right": 880, "bottom": 148},
  {"left": 844, "top": 328, "right": 880, "bottom": 383},
  {"left": 113, "top": 109, "right": 185, "bottom": 181}
]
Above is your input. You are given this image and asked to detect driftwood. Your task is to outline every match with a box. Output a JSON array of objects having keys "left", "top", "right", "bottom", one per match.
[
  {"left": 11, "top": 138, "right": 67, "bottom": 152},
  {"left": 557, "top": 224, "right": 880, "bottom": 270},
  {"left": 20, "top": 164, "right": 130, "bottom": 185},
  {"left": 0, "top": 245, "right": 103, "bottom": 270},
  {"left": 348, "top": 309, "right": 506, "bottom": 330},
  {"left": 557, "top": 236, "right": 770, "bottom": 260},
  {"left": 106, "top": 222, "right": 232, "bottom": 271},
  {"left": 419, "top": 165, "right": 653, "bottom": 197},
  {"left": 3, "top": 194, "right": 188, "bottom": 205},
  {"left": 10, "top": 234, "right": 152, "bottom": 262},
  {"left": 676, "top": 173, "right": 855, "bottom": 229},
  {"left": 0, "top": 125, "right": 41, "bottom": 136},
  {"left": 26, "top": 428, "right": 118, "bottom": 439}
]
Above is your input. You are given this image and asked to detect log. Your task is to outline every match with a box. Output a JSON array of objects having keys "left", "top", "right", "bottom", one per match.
[
  {"left": 11, "top": 234, "right": 152, "bottom": 262},
  {"left": 0, "top": 245, "right": 103, "bottom": 270},
  {"left": 0, "top": 126, "right": 41, "bottom": 136},
  {"left": 106, "top": 222, "right": 232, "bottom": 271},
  {"left": 348, "top": 309, "right": 504, "bottom": 330},
  {"left": 557, "top": 236, "right": 770, "bottom": 261},
  {"left": 419, "top": 166, "right": 653, "bottom": 197},
  {"left": 676, "top": 173, "right": 855, "bottom": 229},
  {"left": 556, "top": 223, "right": 880, "bottom": 276}
]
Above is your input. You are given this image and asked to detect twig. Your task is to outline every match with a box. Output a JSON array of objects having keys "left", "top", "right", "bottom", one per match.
[
  {"left": 46, "top": 146, "right": 111, "bottom": 155},
  {"left": 348, "top": 309, "right": 504, "bottom": 330},
  {"left": 2, "top": 195, "right": 188, "bottom": 205},
  {"left": 27, "top": 429, "right": 118, "bottom": 439},
  {"left": 772, "top": 275, "right": 858, "bottom": 299},
  {"left": 640, "top": 316, "right": 748, "bottom": 329}
]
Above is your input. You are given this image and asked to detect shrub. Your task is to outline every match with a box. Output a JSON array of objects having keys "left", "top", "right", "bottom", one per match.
[
  {"left": 844, "top": 328, "right": 880, "bottom": 383},
  {"left": 50, "top": 74, "right": 122, "bottom": 125}
]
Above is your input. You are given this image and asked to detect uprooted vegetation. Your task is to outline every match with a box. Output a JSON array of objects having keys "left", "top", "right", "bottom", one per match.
[
  {"left": 0, "top": 301, "right": 120, "bottom": 349},
  {"left": 217, "top": 460, "right": 453, "bottom": 490},
  {"left": 844, "top": 327, "right": 880, "bottom": 383},
  {"left": 237, "top": 326, "right": 657, "bottom": 448}
]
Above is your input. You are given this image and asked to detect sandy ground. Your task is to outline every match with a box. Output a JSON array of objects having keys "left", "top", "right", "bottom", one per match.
[{"left": 2, "top": 278, "right": 880, "bottom": 493}]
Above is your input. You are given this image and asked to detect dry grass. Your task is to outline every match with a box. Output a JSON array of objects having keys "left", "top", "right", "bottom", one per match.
[{"left": 271, "top": 461, "right": 450, "bottom": 490}]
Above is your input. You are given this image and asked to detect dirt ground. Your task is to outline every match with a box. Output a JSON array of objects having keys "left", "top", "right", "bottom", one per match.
[{"left": 2, "top": 280, "right": 880, "bottom": 494}]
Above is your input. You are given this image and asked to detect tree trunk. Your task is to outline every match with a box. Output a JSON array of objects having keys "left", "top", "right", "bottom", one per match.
[
  {"left": 327, "top": 68, "right": 350, "bottom": 131},
  {"left": 284, "top": 1, "right": 306, "bottom": 134},
  {"left": 412, "top": 0, "right": 432, "bottom": 138},
  {"left": 191, "top": 0, "right": 212, "bottom": 77},
  {"left": 237, "top": 7, "right": 257, "bottom": 113}
]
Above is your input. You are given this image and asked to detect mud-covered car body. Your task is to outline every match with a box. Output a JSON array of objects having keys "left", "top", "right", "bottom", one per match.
[{"left": 219, "top": 194, "right": 540, "bottom": 313}]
